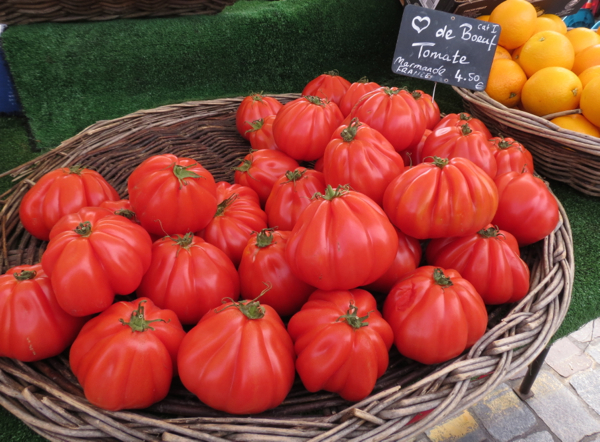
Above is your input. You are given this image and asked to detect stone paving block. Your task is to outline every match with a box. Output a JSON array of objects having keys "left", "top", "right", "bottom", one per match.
[
  {"left": 586, "top": 339, "right": 600, "bottom": 365},
  {"left": 512, "top": 431, "right": 556, "bottom": 442},
  {"left": 571, "top": 319, "right": 600, "bottom": 344},
  {"left": 527, "top": 370, "right": 600, "bottom": 442},
  {"left": 570, "top": 367, "right": 600, "bottom": 416},
  {"left": 426, "top": 409, "right": 488, "bottom": 442},
  {"left": 471, "top": 383, "right": 537, "bottom": 442},
  {"left": 546, "top": 337, "right": 593, "bottom": 378}
]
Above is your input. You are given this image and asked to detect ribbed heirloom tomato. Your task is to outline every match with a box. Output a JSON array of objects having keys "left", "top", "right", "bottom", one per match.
[
  {"left": 434, "top": 112, "right": 492, "bottom": 139},
  {"left": 41, "top": 207, "right": 153, "bottom": 316},
  {"left": 383, "top": 266, "right": 488, "bottom": 365},
  {"left": 322, "top": 118, "right": 404, "bottom": 206},
  {"left": 383, "top": 157, "right": 499, "bottom": 239},
  {"left": 69, "top": 298, "right": 186, "bottom": 411},
  {"left": 199, "top": 182, "right": 267, "bottom": 267},
  {"left": 0, "top": 264, "right": 88, "bottom": 362},
  {"left": 337, "top": 77, "right": 380, "bottom": 117},
  {"left": 235, "top": 93, "right": 283, "bottom": 140},
  {"left": 285, "top": 185, "right": 398, "bottom": 290},
  {"left": 19, "top": 165, "right": 119, "bottom": 241},
  {"left": 178, "top": 294, "right": 296, "bottom": 415},
  {"left": 246, "top": 115, "right": 279, "bottom": 151},
  {"left": 411, "top": 90, "right": 441, "bottom": 130},
  {"left": 287, "top": 288, "right": 394, "bottom": 401},
  {"left": 302, "top": 71, "right": 351, "bottom": 106},
  {"left": 127, "top": 154, "right": 217, "bottom": 236},
  {"left": 136, "top": 233, "right": 240, "bottom": 325},
  {"left": 488, "top": 136, "right": 535, "bottom": 176}
]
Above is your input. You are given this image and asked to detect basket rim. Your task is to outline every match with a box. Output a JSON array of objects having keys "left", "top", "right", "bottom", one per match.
[{"left": 0, "top": 95, "right": 576, "bottom": 442}]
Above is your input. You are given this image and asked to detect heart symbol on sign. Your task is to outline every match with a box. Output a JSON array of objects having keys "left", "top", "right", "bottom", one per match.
[{"left": 412, "top": 16, "right": 431, "bottom": 34}]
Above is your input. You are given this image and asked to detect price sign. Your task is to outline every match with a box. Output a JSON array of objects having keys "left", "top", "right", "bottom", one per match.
[{"left": 392, "top": 5, "right": 499, "bottom": 91}]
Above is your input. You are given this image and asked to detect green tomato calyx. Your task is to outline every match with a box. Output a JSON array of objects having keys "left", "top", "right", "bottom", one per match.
[
  {"left": 233, "top": 159, "right": 253, "bottom": 174},
  {"left": 494, "top": 136, "right": 514, "bottom": 150},
  {"left": 477, "top": 226, "right": 501, "bottom": 238},
  {"left": 120, "top": 300, "right": 166, "bottom": 332},
  {"left": 283, "top": 168, "right": 306, "bottom": 184},
  {"left": 217, "top": 282, "right": 272, "bottom": 320},
  {"left": 304, "top": 95, "right": 326, "bottom": 106},
  {"left": 251, "top": 93, "right": 265, "bottom": 102},
  {"left": 383, "top": 87, "right": 400, "bottom": 96},
  {"left": 13, "top": 270, "right": 37, "bottom": 281},
  {"left": 74, "top": 221, "right": 93, "bottom": 237},
  {"left": 431, "top": 157, "right": 450, "bottom": 169},
  {"left": 341, "top": 118, "right": 362, "bottom": 142},
  {"left": 337, "top": 302, "right": 372, "bottom": 330},
  {"left": 357, "top": 76, "right": 369, "bottom": 83},
  {"left": 460, "top": 124, "right": 473, "bottom": 136},
  {"left": 171, "top": 232, "right": 195, "bottom": 249},
  {"left": 114, "top": 209, "right": 136, "bottom": 220},
  {"left": 68, "top": 165, "right": 87, "bottom": 175},
  {"left": 256, "top": 228, "right": 277, "bottom": 248},
  {"left": 173, "top": 163, "right": 202, "bottom": 187},
  {"left": 215, "top": 194, "right": 238, "bottom": 217},
  {"left": 433, "top": 268, "right": 453, "bottom": 287},
  {"left": 245, "top": 118, "right": 265, "bottom": 134},
  {"left": 314, "top": 184, "right": 350, "bottom": 201},
  {"left": 458, "top": 113, "right": 473, "bottom": 121}
]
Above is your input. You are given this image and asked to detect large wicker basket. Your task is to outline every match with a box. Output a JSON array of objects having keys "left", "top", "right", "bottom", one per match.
[
  {"left": 453, "top": 86, "right": 600, "bottom": 197},
  {"left": 0, "top": 0, "right": 240, "bottom": 25},
  {"left": 0, "top": 95, "right": 574, "bottom": 441}
]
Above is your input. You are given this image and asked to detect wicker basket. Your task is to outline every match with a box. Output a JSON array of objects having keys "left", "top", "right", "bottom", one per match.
[
  {"left": 453, "top": 86, "right": 600, "bottom": 197},
  {"left": 0, "top": 0, "right": 240, "bottom": 24},
  {"left": 0, "top": 94, "right": 574, "bottom": 441}
]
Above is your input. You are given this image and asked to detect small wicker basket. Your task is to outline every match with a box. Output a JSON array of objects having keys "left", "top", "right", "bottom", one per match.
[
  {"left": 0, "top": 94, "right": 574, "bottom": 441},
  {"left": 0, "top": 0, "right": 240, "bottom": 25},
  {"left": 453, "top": 86, "right": 600, "bottom": 197}
]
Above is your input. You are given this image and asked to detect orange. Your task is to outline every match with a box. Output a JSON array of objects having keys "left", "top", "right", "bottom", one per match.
[
  {"left": 485, "top": 59, "right": 528, "bottom": 107},
  {"left": 550, "top": 114, "right": 600, "bottom": 137},
  {"left": 533, "top": 16, "right": 562, "bottom": 34},
  {"left": 540, "top": 14, "right": 567, "bottom": 35},
  {"left": 494, "top": 45, "right": 512, "bottom": 60},
  {"left": 518, "top": 31, "right": 575, "bottom": 77},
  {"left": 521, "top": 67, "right": 583, "bottom": 116},
  {"left": 572, "top": 44, "right": 600, "bottom": 75},
  {"left": 566, "top": 27, "right": 600, "bottom": 55},
  {"left": 512, "top": 44, "right": 524, "bottom": 63},
  {"left": 580, "top": 76, "right": 600, "bottom": 127},
  {"left": 488, "top": 0, "right": 538, "bottom": 50},
  {"left": 579, "top": 65, "right": 600, "bottom": 89},
  {"left": 477, "top": 15, "right": 490, "bottom": 21}
]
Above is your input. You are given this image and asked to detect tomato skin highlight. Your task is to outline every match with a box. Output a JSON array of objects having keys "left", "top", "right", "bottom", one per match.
[
  {"left": 178, "top": 298, "right": 296, "bottom": 415},
  {"left": 127, "top": 154, "right": 218, "bottom": 236},
  {"left": 285, "top": 185, "right": 398, "bottom": 291},
  {"left": 0, "top": 264, "right": 88, "bottom": 362},
  {"left": 19, "top": 166, "right": 119, "bottom": 241},
  {"left": 69, "top": 297, "right": 185, "bottom": 411},
  {"left": 383, "top": 157, "right": 499, "bottom": 240},
  {"left": 383, "top": 266, "right": 488, "bottom": 365},
  {"left": 41, "top": 207, "right": 153, "bottom": 317},
  {"left": 287, "top": 288, "right": 393, "bottom": 402}
]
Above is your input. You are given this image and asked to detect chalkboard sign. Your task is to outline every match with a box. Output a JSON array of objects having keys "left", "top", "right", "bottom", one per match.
[{"left": 392, "top": 5, "right": 499, "bottom": 91}]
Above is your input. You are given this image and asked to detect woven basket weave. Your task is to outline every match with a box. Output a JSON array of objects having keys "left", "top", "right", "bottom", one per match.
[
  {"left": 0, "top": 94, "right": 574, "bottom": 441},
  {"left": 453, "top": 86, "right": 600, "bottom": 197},
  {"left": 0, "top": 0, "right": 239, "bottom": 24}
]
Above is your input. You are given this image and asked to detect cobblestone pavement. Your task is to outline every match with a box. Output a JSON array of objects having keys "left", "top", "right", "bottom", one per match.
[{"left": 411, "top": 319, "right": 600, "bottom": 442}]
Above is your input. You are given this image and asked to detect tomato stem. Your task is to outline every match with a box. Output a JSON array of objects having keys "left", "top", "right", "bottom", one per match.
[
  {"left": 114, "top": 209, "right": 136, "bottom": 220},
  {"left": 68, "top": 165, "right": 86, "bottom": 174},
  {"left": 283, "top": 169, "right": 306, "bottom": 184},
  {"left": 433, "top": 268, "right": 453, "bottom": 287},
  {"left": 120, "top": 300, "right": 166, "bottom": 332},
  {"left": 458, "top": 113, "right": 473, "bottom": 122},
  {"left": 251, "top": 93, "right": 265, "bottom": 102},
  {"left": 172, "top": 232, "right": 195, "bottom": 249},
  {"left": 215, "top": 194, "right": 238, "bottom": 217},
  {"left": 337, "top": 303, "right": 372, "bottom": 329},
  {"left": 460, "top": 124, "right": 473, "bottom": 136},
  {"left": 477, "top": 226, "right": 500, "bottom": 238},
  {"left": 74, "top": 221, "right": 93, "bottom": 237},
  {"left": 255, "top": 228, "right": 277, "bottom": 248},
  {"left": 314, "top": 184, "right": 350, "bottom": 201},
  {"left": 216, "top": 282, "right": 272, "bottom": 320},
  {"left": 357, "top": 76, "right": 369, "bottom": 83},
  {"left": 430, "top": 157, "right": 450, "bottom": 169},
  {"left": 172, "top": 163, "right": 202, "bottom": 188},
  {"left": 245, "top": 118, "right": 265, "bottom": 134},
  {"left": 411, "top": 90, "right": 423, "bottom": 100},
  {"left": 493, "top": 136, "right": 513, "bottom": 150},
  {"left": 13, "top": 270, "right": 36, "bottom": 281},
  {"left": 383, "top": 87, "right": 400, "bottom": 96},
  {"left": 304, "top": 96, "right": 326, "bottom": 106},
  {"left": 341, "top": 118, "right": 361, "bottom": 142}
]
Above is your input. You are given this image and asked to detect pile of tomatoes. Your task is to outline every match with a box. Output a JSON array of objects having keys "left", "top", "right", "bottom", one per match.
[{"left": 0, "top": 71, "right": 560, "bottom": 416}]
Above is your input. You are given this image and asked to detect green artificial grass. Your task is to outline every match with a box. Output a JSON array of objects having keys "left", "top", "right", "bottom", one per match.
[{"left": 0, "top": 115, "right": 38, "bottom": 195}]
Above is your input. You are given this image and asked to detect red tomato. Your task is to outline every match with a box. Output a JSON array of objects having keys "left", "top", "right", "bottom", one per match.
[
  {"left": 69, "top": 298, "right": 185, "bottom": 411},
  {"left": 236, "top": 93, "right": 283, "bottom": 140},
  {"left": 0, "top": 264, "right": 88, "bottom": 362},
  {"left": 265, "top": 167, "right": 326, "bottom": 231},
  {"left": 285, "top": 185, "right": 398, "bottom": 290},
  {"left": 238, "top": 229, "right": 315, "bottom": 317},
  {"left": 362, "top": 228, "right": 422, "bottom": 294},
  {"left": 383, "top": 157, "right": 499, "bottom": 239},
  {"left": 99, "top": 199, "right": 138, "bottom": 223},
  {"left": 136, "top": 233, "right": 240, "bottom": 325},
  {"left": 128, "top": 154, "right": 217, "bottom": 236},
  {"left": 178, "top": 295, "right": 296, "bottom": 414},
  {"left": 492, "top": 171, "right": 560, "bottom": 246},
  {"left": 345, "top": 87, "right": 427, "bottom": 153},
  {"left": 434, "top": 112, "right": 492, "bottom": 139},
  {"left": 489, "top": 136, "right": 535, "bottom": 175},
  {"left": 233, "top": 150, "right": 299, "bottom": 207},
  {"left": 287, "top": 288, "right": 393, "bottom": 401},
  {"left": 400, "top": 129, "right": 431, "bottom": 166},
  {"left": 422, "top": 123, "right": 498, "bottom": 178},
  {"left": 246, "top": 115, "right": 279, "bottom": 151},
  {"left": 199, "top": 182, "right": 267, "bottom": 267},
  {"left": 427, "top": 225, "right": 530, "bottom": 305},
  {"left": 302, "top": 71, "right": 352, "bottom": 106},
  {"left": 272, "top": 96, "right": 344, "bottom": 161},
  {"left": 19, "top": 166, "right": 119, "bottom": 241},
  {"left": 322, "top": 118, "right": 404, "bottom": 206},
  {"left": 41, "top": 207, "right": 153, "bottom": 316},
  {"left": 412, "top": 90, "right": 441, "bottom": 130},
  {"left": 338, "top": 77, "right": 380, "bottom": 117},
  {"left": 383, "top": 266, "right": 488, "bottom": 365}
]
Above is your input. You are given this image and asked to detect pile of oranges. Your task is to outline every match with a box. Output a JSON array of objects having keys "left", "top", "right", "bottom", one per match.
[{"left": 481, "top": 0, "right": 600, "bottom": 138}]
